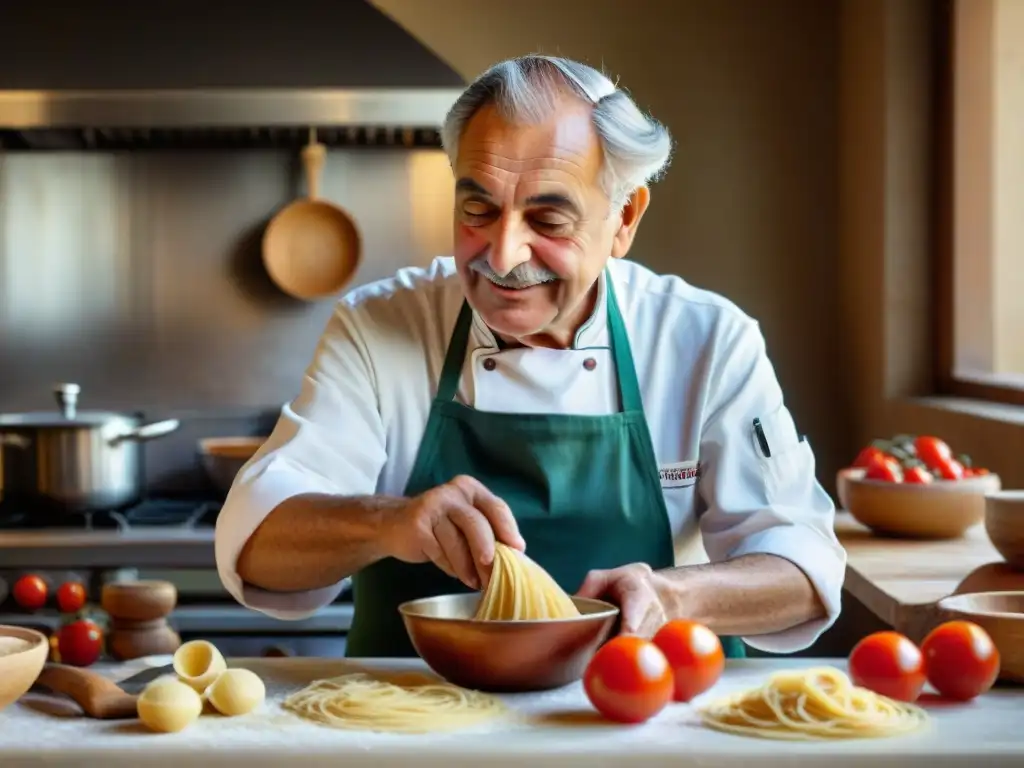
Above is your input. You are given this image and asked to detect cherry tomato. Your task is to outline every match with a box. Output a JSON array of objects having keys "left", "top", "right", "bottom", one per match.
[
  {"left": 652, "top": 619, "right": 725, "bottom": 702},
  {"left": 853, "top": 445, "right": 890, "bottom": 469},
  {"left": 932, "top": 457, "right": 965, "bottom": 481},
  {"left": 57, "top": 619, "right": 104, "bottom": 667},
  {"left": 903, "top": 466, "right": 934, "bottom": 484},
  {"left": 921, "top": 621, "right": 1000, "bottom": 701},
  {"left": 864, "top": 454, "right": 903, "bottom": 482},
  {"left": 969, "top": 467, "right": 990, "bottom": 477},
  {"left": 56, "top": 581, "right": 87, "bottom": 614},
  {"left": 583, "top": 635, "right": 674, "bottom": 723},
  {"left": 848, "top": 631, "right": 926, "bottom": 702},
  {"left": 12, "top": 574, "right": 48, "bottom": 610},
  {"left": 914, "top": 436, "right": 953, "bottom": 470}
]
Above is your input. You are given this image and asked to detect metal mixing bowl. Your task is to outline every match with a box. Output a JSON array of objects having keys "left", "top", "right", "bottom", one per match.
[{"left": 398, "top": 593, "right": 619, "bottom": 692}]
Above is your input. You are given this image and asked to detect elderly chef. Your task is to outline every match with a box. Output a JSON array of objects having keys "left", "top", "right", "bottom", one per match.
[{"left": 215, "top": 54, "right": 846, "bottom": 660}]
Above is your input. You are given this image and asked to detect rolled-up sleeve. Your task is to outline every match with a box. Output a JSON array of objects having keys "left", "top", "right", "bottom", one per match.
[
  {"left": 697, "top": 318, "right": 846, "bottom": 654},
  {"left": 215, "top": 301, "right": 387, "bottom": 620}
]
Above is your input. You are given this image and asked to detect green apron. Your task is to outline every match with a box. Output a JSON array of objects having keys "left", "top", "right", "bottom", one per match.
[{"left": 346, "top": 274, "right": 745, "bottom": 660}]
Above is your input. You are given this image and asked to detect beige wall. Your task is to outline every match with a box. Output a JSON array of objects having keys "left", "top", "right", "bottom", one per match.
[
  {"left": 371, "top": 0, "right": 850, "bottom": 493},
  {"left": 840, "top": 0, "right": 1024, "bottom": 490}
]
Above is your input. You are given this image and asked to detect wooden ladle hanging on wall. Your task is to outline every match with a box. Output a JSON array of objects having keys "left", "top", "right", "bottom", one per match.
[{"left": 262, "top": 128, "right": 362, "bottom": 300}]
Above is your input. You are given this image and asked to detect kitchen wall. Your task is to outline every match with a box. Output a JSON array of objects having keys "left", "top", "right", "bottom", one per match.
[
  {"left": 1, "top": 0, "right": 848, "bottom": 498},
  {"left": 371, "top": 0, "right": 849, "bottom": 488},
  {"left": 0, "top": 149, "right": 456, "bottom": 492}
]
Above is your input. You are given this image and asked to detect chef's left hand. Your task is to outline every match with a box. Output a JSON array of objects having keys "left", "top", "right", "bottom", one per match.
[{"left": 576, "top": 563, "right": 669, "bottom": 638}]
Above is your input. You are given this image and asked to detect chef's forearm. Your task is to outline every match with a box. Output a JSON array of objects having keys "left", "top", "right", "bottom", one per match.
[
  {"left": 656, "top": 554, "right": 826, "bottom": 636},
  {"left": 235, "top": 493, "right": 405, "bottom": 592}
]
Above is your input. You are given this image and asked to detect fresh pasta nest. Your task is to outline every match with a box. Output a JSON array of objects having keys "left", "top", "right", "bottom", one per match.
[
  {"left": 281, "top": 671, "right": 506, "bottom": 733},
  {"left": 699, "top": 666, "right": 929, "bottom": 740},
  {"left": 473, "top": 542, "right": 581, "bottom": 621}
]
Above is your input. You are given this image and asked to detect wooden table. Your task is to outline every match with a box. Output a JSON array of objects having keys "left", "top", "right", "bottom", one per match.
[
  {"left": 3, "top": 656, "right": 1023, "bottom": 767},
  {"left": 834, "top": 512, "right": 1024, "bottom": 641}
]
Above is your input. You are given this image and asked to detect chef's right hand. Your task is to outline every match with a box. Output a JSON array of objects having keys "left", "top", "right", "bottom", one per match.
[{"left": 382, "top": 474, "right": 525, "bottom": 590}]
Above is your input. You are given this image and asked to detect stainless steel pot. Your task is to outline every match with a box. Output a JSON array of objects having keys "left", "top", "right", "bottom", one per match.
[{"left": 0, "top": 383, "right": 180, "bottom": 512}]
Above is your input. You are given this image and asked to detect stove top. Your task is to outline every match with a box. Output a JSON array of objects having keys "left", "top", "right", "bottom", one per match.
[{"left": 0, "top": 498, "right": 222, "bottom": 532}]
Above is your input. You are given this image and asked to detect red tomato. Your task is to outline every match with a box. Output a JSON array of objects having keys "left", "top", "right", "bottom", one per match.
[
  {"left": 652, "top": 619, "right": 725, "bottom": 702},
  {"left": 853, "top": 445, "right": 890, "bottom": 469},
  {"left": 57, "top": 619, "right": 104, "bottom": 667},
  {"left": 932, "top": 457, "right": 966, "bottom": 481},
  {"left": 970, "top": 467, "right": 990, "bottom": 477},
  {"left": 56, "top": 581, "right": 87, "bottom": 614},
  {"left": 12, "top": 574, "right": 48, "bottom": 610},
  {"left": 864, "top": 454, "right": 903, "bottom": 482},
  {"left": 583, "top": 636, "right": 674, "bottom": 723},
  {"left": 848, "top": 631, "right": 926, "bottom": 702},
  {"left": 921, "top": 621, "right": 1000, "bottom": 701},
  {"left": 903, "top": 466, "right": 934, "bottom": 484},
  {"left": 914, "top": 436, "right": 953, "bottom": 470}
]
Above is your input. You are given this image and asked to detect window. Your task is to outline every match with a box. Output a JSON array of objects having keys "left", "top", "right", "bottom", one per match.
[{"left": 935, "top": 0, "right": 1024, "bottom": 404}]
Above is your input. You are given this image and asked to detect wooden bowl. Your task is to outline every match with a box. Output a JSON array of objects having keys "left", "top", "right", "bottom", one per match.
[
  {"left": 198, "top": 436, "right": 265, "bottom": 495},
  {"left": 106, "top": 621, "right": 181, "bottom": 661},
  {"left": 984, "top": 491, "right": 1024, "bottom": 570},
  {"left": 936, "top": 591, "right": 1024, "bottom": 683},
  {"left": 0, "top": 625, "right": 49, "bottom": 712},
  {"left": 101, "top": 580, "right": 177, "bottom": 622},
  {"left": 843, "top": 469, "right": 1001, "bottom": 539}
]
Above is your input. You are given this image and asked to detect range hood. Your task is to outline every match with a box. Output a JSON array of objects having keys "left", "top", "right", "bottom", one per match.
[{"left": 0, "top": 1, "right": 466, "bottom": 151}]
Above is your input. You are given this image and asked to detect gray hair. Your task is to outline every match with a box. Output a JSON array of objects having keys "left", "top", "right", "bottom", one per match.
[{"left": 441, "top": 55, "right": 673, "bottom": 207}]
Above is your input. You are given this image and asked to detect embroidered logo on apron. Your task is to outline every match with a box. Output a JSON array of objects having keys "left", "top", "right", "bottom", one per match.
[{"left": 658, "top": 460, "right": 701, "bottom": 488}]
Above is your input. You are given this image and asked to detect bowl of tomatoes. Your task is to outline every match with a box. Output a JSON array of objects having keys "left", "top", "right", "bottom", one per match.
[{"left": 836, "top": 434, "right": 1000, "bottom": 539}]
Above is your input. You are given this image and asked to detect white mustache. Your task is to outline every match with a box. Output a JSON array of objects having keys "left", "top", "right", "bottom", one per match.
[{"left": 469, "top": 257, "right": 560, "bottom": 289}]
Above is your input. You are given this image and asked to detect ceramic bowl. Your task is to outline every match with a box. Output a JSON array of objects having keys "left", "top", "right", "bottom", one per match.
[
  {"left": 936, "top": 591, "right": 1024, "bottom": 682},
  {"left": 399, "top": 593, "right": 618, "bottom": 692},
  {"left": 984, "top": 491, "right": 1024, "bottom": 570},
  {"left": 0, "top": 625, "right": 49, "bottom": 713},
  {"left": 840, "top": 468, "right": 1001, "bottom": 539}
]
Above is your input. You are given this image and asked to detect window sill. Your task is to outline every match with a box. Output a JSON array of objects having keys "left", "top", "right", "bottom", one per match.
[{"left": 902, "top": 395, "right": 1024, "bottom": 427}]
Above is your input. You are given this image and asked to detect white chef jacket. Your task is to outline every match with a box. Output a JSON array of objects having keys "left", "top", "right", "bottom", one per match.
[{"left": 215, "top": 256, "right": 846, "bottom": 654}]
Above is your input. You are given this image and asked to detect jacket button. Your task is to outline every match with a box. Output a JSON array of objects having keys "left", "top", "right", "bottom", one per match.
[
  {"left": 583, "top": 357, "right": 597, "bottom": 371},
  {"left": 483, "top": 358, "right": 497, "bottom": 371}
]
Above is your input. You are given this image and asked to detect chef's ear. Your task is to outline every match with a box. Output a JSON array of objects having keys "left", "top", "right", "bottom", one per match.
[{"left": 610, "top": 186, "right": 651, "bottom": 259}]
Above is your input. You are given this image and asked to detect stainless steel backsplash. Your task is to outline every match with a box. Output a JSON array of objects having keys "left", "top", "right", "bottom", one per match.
[{"left": 0, "top": 148, "right": 455, "bottom": 494}]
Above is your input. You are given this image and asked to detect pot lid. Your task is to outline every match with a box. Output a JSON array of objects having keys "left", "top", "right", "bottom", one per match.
[{"left": 0, "top": 384, "right": 134, "bottom": 428}]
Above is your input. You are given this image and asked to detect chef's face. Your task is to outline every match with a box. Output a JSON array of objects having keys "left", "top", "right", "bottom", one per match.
[{"left": 452, "top": 95, "right": 650, "bottom": 348}]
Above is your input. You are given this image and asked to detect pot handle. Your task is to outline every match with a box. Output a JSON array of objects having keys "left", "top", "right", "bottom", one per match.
[
  {"left": 110, "top": 419, "right": 181, "bottom": 445},
  {"left": 0, "top": 433, "right": 31, "bottom": 449}
]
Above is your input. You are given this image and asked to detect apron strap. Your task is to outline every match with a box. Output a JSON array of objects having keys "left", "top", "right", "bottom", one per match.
[
  {"left": 436, "top": 301, "right": 475, "bottom": 403},
  {"left": 435, "top": 270, "right": 644, "bottom": 414},
  {"left": 603, "top": 273, "right": 644, "bottom": 414}
]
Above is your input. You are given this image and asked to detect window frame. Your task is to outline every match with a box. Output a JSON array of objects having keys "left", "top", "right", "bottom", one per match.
[{"left": 932, "top": 0, "right": 1024, "bottom": 406}]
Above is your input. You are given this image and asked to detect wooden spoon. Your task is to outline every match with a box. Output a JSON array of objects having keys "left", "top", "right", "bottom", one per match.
[{"left": 30, "top": 662, "right": 172, "bottom": 719}]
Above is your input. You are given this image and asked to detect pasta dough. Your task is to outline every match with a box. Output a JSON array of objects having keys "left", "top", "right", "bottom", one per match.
[
  {"left": 206, "top": 668, "right": 266, "bottom": 716},
  {"left": 699, "top": 666, "right": 929, "bottom": 740},
  {"left": 281, "top": 671, "right": 506, "bottom": 733},
  {"left": 473, "top": 542, "right": 580, "bottom": 621},
  {"left": 173, "top": 640, "right": 227, "bottom": 693},
  {"left": 137, "top": 678, "right": 204, "bottom": 733}
]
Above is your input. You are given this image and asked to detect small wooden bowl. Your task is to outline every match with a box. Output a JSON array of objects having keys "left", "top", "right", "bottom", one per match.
[
  {"left": 106, "top": 622, "right": 181, "bottom": 661},
  {"left": 984, "top": 491, "right": 1024, "bottom": 570},
  {"left": 101, "top": 580, "right": 177, "bottom": 622},
  {"left": 0, "top": 625, "right": 49, "bottom": 712},
  {"left": 936, "top": 591, "right": 1024, "bottom": 683},
  {"left": 842, "top": 468, "right": 1001, "bottom": 539}
]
